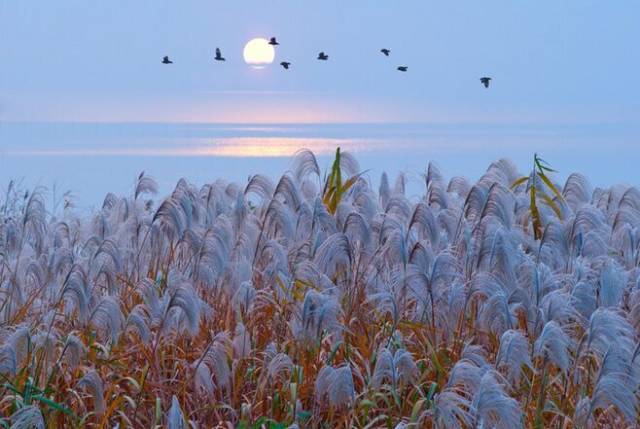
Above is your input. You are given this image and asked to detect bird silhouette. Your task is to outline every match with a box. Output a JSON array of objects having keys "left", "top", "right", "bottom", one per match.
[
  {"left": 162, "top": 56, "right": 173, "bottom": 64},
  {"left": 280, "top": 61, "right": 291, "bottom": 69},
  {"left": 480, "top": 77, "right": 492, "bottom": 88},
  {"left": 215, "top": 48, "right": 225, "bottom": 61},
  {"left": 397, "top": 66, "right": 408, "bottom": 72},
  {"left": 381, "top": 48, "right": 391, "bottom": 57},
  {"left": 317, "top": 52, "right": 329, "bottom": 61},
  {"left": 269, "top": 37, "right": 279, "bottom": 46}
]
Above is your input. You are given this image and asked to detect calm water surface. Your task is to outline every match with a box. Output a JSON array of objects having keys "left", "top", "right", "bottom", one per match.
[{"left": 1, "top": 121, "right": 638, "bottom": 210}]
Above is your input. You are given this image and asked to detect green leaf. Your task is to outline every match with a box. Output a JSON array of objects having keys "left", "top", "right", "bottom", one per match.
[
  {"left": 530, "top": 185, "right": 543, "bottom": 240},
  {"left": 32, "top": 394, "right": 74, "bottom": 415},
  {"left": 410, "top": 398, "right": 427, "bottom": 423},
  {"left": 297, "top": 410, "right": 312, "bottom": 421},
  {"left": 426, "top": 382, "right": 438, "bottom": 401}
]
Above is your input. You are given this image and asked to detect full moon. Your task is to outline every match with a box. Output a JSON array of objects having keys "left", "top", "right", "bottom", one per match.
[{"left": 243, "top": 38, "right": 275, "bottom": 68}]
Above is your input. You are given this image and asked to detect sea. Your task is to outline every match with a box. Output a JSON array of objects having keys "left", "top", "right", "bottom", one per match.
[{"left": 1, "top": 121, "right": 638, "bottom": 211}]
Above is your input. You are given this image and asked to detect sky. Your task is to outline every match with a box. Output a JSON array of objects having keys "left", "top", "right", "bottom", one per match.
[
  {"left": 1, "top": 1, "right": 639, "bottom": 124},
  {"left": 1, "top": 1, "right": 640, "bottom": 208}
]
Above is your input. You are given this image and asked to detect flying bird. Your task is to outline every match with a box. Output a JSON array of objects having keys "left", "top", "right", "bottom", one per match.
[
  {"left": 380, "top": 48, "right": 391, "bottom": 56},
  {"left": 269, "top": 37, "right": 279, "bottom": 46},
  {"left": 397, "top": 66, "right": 408, "bottom": 72},
  {"left": 215, "top": 48, "right": 225, "bottom": 61},
  {"left": 317, "top": 52, "right": 329, "bottom": 61},
  {"left": 480, "top": 77, "right": 492, "bottom": 88},
  {"left": 162, "top": 56, "right": 173, "bottom": 64},
  {"left": 280, "top": 61, "right": 291, "bottom": 70}
]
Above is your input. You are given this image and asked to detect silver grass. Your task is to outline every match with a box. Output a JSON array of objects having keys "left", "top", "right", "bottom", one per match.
[
  {"left": 534, "top": 320, "right": 574, "bottom": 371},
  {"left": 426, "top": 161, "right": 444, "bottom": 188},
  {"left": 77, "top": 369, "right": 105, "bottom": 415},
  {"left": 408, "top": 202, "right": 439, "bottom": 248},
  {"left": 584, "top": 308, "right": 635, "bottom": 357},
  {"left": 89, "top": 295, "right": 124, "bottom": 343},
  {"left": 427, "top": 183, "right": 449, "bottom": 210},
  {"left": 63, "top": 334, "right": 85, "bottom": 369},
  {"left": 167, "top": 395, "right": 185, "bottom": 429},
  {"left": 351, "top": 181, "right": 378, "bottom": 221},
  {"left": 471, "top": 371, "right": 523, "bottom": 429},
  {"left": 291, "top": 149, "right": 320, "bottom": 183},
  {"left": 300, "top": 178, "right": 319, "bottom": 202},
  {"left": 379, "top": 173, "right": 391, "bottom": 209},
  {"left": 629, "top": 287, "right": 640, "bottom": 332},
  {"left": 244, "top": 174, "right": 275, "bottom": 202},
  {"left": 572, "top": 206, "right": 608, "bottom": 240},
  {"left": 135, "top": 171, "right": 158, "bottom": 199},
  {"left": 619, "top": 186, "right": 640, "bottom": 213},
  {"left": 580, "top": 230, "right": 608, "bottom": 258},
  {"left": 232, "top": 322, "right": 251, "bottom": 359},
  {"left": 371, "top": 347, "right": 418, "bottom": 389},
  {"left": 447, "top": 360, "right": 488, "bottom": 394},
  {"left": 574, "top": 347, "right": 639, "bottom": 427},
  {"left": 447, "top": 176, "right": 471, "bottom": 199},
  {"left": 101, "top": 192, "right": 119, "bottom": 211},
  {"left": 562, "top": 173, "right": 592, "bottom": 211},
  {"left": 485, "top": 158, "right": 520, "bottom": 187},
  {"left": 61, "top": 266, "right": 89, "bottom": 321},
  {"left": 342, "top": 211, "right": 371, "bottom": 249},
  {"left": 266, "top": 352, "right": 294, "bottom": 384},
  {"left": 463, "top": 185, "right": 490, "bottom": 224},
  {"left": 274, "top": 174, "right": 302, "bottom": 210},
  {"left": 9, "top": 405, "right": 45, "bottom": 429},
  {"left": 6, "top": 149, "right": 640, "bottom": 426},
  {"left": 480, "top": 184, "right": 515, "bottom": 228},
  {"left": 125, "top": 305, "right": 151, "bottom": 343},
  {"left": 312, "top": 232, "right": 351, "bottom": 278},
  {"left": 153, "top": 198, "right": 187, "bottom": 239},
  {"left": 193, "top": 359, "right": 215, "bottom": 397},
  {"left": 394, "top": 172, "right": 406, "bottom": 196},
  {"left": 598, "top": 259, "right": 627, "bottom": 308},
  {"left": 433, "top": 389, "right": 473, "bottom": 429},
  {"left": 263, "top": 198, "right": 295, "bottom": 241},
  {"left": 293, "top": 289, "right": 341, "bottom": 344},
  {"left": 32, "top": 328, "right": 59, "bottom": 368},
  {"left": 231, "top": 281, "right": 256, "bottom": 319},
  {"left": 165, "top": 277, "right": 201, "bottom": 336},
  {"left": 496, "top": 330, "right": 533, "bottom": 385},
  {"left": 570, "top": 280, "right": 597, "bottom": 320},
  {"left": 385, "top": 195, "right": 412, "bottom": 222},
  {"left": 137, "top": 278, "right": 163, "bottom": 320},
  {"left": 2, "top": 326, "right": 31, "bottom": 374},
  {"left": 478, "top": 289, "right": 513, "bottom": 336},
  {"left": 0, "top": 343, "right": 17, "bottom": 375},
  {"left": 337, "top": 150, "right": 360, "bottom": 177},
  {"left": 293, "top": 261, "right": 335, "bottom": 292},
  {"left": 539, "top": 289, "right": 580, "bottom": 326},
  {"left": 315, "top": 364, "right": 356, "bottom": 409},
  {"left": 200, "top": 333, "right": 231, "bottom": 392}
]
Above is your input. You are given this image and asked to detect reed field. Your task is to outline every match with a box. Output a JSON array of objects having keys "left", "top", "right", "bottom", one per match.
[{"left": 1, "top": 148, "right": 640, "bottom": 428}]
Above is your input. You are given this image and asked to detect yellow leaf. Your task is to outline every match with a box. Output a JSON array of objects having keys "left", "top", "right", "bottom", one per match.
[{"left": 510, "top": 176, "right": 529, "bottom": 189}]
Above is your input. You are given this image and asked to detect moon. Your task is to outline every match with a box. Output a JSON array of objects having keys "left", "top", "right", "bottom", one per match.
[{"left": 243, "top": 38, "right": 275, "bottom": 68}]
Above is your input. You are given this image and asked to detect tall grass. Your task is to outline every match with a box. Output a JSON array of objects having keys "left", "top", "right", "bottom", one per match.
[{"left": 0, "top": 150, "right": 639, "bottom": 428}]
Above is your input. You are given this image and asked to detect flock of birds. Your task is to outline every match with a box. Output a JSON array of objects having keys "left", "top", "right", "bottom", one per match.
[{"left": 161, "top": 36, "right": 493, "bottom": 88}]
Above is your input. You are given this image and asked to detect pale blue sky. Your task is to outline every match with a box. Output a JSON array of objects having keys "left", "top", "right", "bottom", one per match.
[
  {"left": 1, "top": 1, "right": 638, "bottom": 123},
  {"left": 1, "top": 2, "right": 640, "bottom": 207}
]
